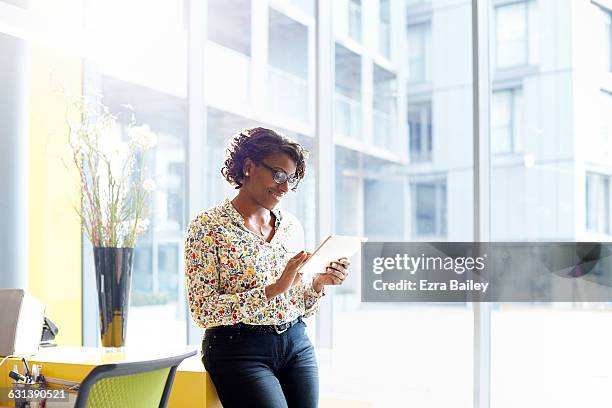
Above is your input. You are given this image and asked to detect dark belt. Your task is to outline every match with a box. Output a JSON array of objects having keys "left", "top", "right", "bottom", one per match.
[{"left": 209, "top": 316, "right": 302, "bottom": 335}]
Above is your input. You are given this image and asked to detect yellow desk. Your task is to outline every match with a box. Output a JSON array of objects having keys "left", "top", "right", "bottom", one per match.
[{"left": 0, "top": 346, "right": 220, "bottom": 407}]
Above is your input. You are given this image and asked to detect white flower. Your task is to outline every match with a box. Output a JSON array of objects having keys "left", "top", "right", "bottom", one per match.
[
  {"left": 118, "top": 220, "right": 132, "bottom": 236},
  {"left": 135, "top": 218, "right": 150, "bottom": 234},
  {"left": 113, "top": 141, "right": 130, "bottom": 158},
  {"left": 142, "top": 179, "right": 156, "bottom": 192},
  {"left": 95, "top": 115, "right": 116, "bottom": 134},
  {"left": 128, "top": 125, "right": 157, "bottom": 149}
]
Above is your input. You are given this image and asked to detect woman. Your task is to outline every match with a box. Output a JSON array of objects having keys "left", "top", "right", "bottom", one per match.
[{"left": 184, "top": 127, "right": 350, "bottom": 408}]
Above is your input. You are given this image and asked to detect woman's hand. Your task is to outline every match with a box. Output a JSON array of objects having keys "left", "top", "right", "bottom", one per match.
[
  {"left": 265, "top": 251, "right": 310, "bottom": 300},
  {"left": 291, "top": 252, "right": 311, "bottom": 288},
  {"left": 313, "top": 257, "right": 350, "bottom": 293}
]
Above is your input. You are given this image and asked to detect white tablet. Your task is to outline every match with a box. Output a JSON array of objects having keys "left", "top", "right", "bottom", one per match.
[{"left": 298, "top": 235, "right": 368, "bottom": 277}]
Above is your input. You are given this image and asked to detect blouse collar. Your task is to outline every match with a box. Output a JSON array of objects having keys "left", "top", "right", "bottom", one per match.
[{"left": 222, "top": 198, "right": 282, "bottom": 229}]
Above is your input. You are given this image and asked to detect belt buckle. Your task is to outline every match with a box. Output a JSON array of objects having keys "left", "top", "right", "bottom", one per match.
[{"left": 274, "top": 324, "right": 288, "bottom": 334}]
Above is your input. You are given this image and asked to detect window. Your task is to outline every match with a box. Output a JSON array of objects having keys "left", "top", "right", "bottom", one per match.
[
  {"left": 373, "top": 64, "right": 398, "bottom": 150},
  {"left": 491, "top": 88, "right": 523, "bottom": 154},
  {"left": 602, "top": 91, "right": 612, "bottom": 140},
  {"left": 406, "top": 0, "right": 431, "bottom": 8},
  {"left": 607, "top": 9, "right": 612, "bottom": 72},
  {"left": 268, "top": 8, "right": 309, "bottom": 123},
  {"left": 166, "top": 162, "right": 184, "bottom": 227},
  {"left": 596, "top": 4, "right": 612, "bottom": 72},
  {"left": 494, "top": 1, "right": 537, "bottom": 69},
  {"left": 7, "top": 0, "right": 612, "bottom": 406},
  {"left": 490, "top": 3, "right": 612, "bottom": 407},
  {"left": 412, "top": 180, "right": 447, "bottom": 237},
  {"left": 407, "top": 23, "right": 431, "bottom": 83},
  {"left": 207, "top": 0, "right": 251, "bottom": 55},
  {"left": 206, "top": 0, "right": 252, "bottom": 107},
  {"left": 348, "top": 0, "right": 362, "bottom": 43},
  {"left": 586, "top": 172, "right": 610, "bottom": 234},
  {"left": 84, "top": 0, "right": 189, "bottom": 347},
  {"left": 408, "top": 102, "right": 433, "bottom": 162},
  {"left": 291, "top": 0, "right": 314, "bottom": 16},
  {"left": 333, "top": 2, "right": 473, "bottom": 404},
  {"left": 334, "top": 44, "right": 362, "bottom": 140},
  {"left": 379, "top": 0, "right": 391, "bottom": 58}
]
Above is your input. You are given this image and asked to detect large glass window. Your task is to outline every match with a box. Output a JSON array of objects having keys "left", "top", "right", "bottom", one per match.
[
  {"left": 8, "top": 0, "right": 612, "bottom": 405},
  {"left": 328, "top": 1, "right": 474, "bottom": 406},
  {"left": 85, "top": 0, "right": 189, "bottom": 347},
  {"left": 102, "top": 84, "right": 187, "bottom": 348},
  {"left": 490, "top": 1, "right": 612, "bottom": 407}
]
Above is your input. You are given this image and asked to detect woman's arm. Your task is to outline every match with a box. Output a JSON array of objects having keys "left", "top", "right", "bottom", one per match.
[
  {"left": 184, "top": 215, "right": 270, "bottom": 328},
  {"left": 302, "top": 277, "right": 325, "bottom": 318}
]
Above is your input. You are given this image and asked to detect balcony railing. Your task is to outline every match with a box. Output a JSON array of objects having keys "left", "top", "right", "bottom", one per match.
[
  {"left": 267, "top": 65, "right": 309, "bottom": 123},
  {"left": 205, "top": 42, "right": 250, "bottom": 107},
  {"left": 335, "top": 93, "right": 362, "bottom": 140}
]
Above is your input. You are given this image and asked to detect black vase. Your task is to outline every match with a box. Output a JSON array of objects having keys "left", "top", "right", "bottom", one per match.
[{"left": 93, "top": 247, "right": 134, "bottom": 348}]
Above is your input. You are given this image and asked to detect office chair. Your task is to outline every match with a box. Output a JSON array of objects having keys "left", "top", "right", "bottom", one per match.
[{"left": 74, "top": 350, "right": 197, "bottom": 408}]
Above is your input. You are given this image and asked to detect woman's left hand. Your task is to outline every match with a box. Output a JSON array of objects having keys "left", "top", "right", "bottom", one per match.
[{"left": 313, "top": 257, "right": 350, "bottom": 292}]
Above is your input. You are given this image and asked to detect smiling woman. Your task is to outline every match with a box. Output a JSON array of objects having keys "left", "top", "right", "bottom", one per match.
[{"left": 185, "top": 127, "right": 350, "bottom": 408}]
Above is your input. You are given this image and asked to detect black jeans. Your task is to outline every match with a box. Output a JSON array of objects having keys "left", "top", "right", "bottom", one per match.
[{"left": 202, "top": 319, "right": 319, "bottom": 408}]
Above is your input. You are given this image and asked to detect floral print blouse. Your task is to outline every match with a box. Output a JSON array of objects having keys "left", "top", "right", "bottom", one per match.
[{"left": 185, "top": 198, "right": 325, "bottom": 329}]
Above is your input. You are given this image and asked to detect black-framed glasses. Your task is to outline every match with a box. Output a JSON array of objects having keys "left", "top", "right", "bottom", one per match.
[{"left": 258, "top": 162, "right": 299, "bottom": 189}]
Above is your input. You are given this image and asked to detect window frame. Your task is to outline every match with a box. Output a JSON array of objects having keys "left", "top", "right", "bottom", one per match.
[
  {"left": 348, "top": 0, "right": 362, "bottom": 43},
  {"left": 586, "top": 172, "right": 612, "bottom": 235},
  {"left": 406, "top": 22, "right": 431, "bottom": 84},
  {"left": 378, "top": 0, "right": 391, "bottom": 58},
  {"left": 493, "top": 0, "right": 530, "bottom": 70},
  {"left": 408, "top": 100, "right": 433, "bottom": 162},
  {"left": 411, "top": 178, "right": 448, "bottom": 238},
  {"left": 490, "top": 87, "right": 521, "bottom": 154}
]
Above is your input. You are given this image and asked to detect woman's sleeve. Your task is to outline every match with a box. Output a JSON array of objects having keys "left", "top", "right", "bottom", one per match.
[
  {"left": 184, "top": 215, "right": 270, "bottom": 328},
  {"left": 302, "top": 278, "right": 325, "bottom": 318}
]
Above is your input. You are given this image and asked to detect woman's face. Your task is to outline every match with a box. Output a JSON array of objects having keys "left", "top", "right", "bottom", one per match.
[{"left": 243, "top": 152, "right": 297, "bottom": 209}]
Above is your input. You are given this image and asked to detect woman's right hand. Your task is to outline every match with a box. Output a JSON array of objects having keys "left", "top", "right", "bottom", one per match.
[{"left": 265, "top": 251, "right": 310, "bottom": 300}]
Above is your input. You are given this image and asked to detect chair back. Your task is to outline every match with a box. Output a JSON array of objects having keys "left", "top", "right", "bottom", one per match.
[{"left": 74, "top": 350, "right": 196, "bottom": 408}]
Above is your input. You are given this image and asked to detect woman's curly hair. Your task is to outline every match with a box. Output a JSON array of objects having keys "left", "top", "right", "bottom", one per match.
[{"left": 221, "top": 127, "right": 309, "bottom": 191}]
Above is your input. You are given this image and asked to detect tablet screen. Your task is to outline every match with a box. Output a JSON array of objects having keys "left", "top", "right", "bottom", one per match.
[{"left": 299, "top": 235, "right": 367, "bottom": 277}]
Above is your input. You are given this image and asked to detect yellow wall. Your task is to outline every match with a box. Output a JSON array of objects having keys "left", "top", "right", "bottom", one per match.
[{"left": 28, "top": 44, "right": 82, "bottom": 346}]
